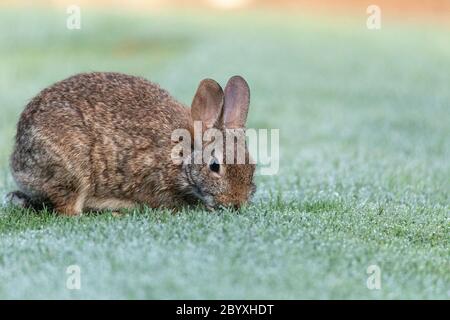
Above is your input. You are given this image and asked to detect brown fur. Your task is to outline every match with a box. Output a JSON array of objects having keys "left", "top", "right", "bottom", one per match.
[{"left": 8, "top": 72, "right": 255, "bottom": 215}]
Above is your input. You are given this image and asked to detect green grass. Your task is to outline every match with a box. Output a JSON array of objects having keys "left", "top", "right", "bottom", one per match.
[{"left": 0, "top": 7, "right": 449, "bottom": 299}]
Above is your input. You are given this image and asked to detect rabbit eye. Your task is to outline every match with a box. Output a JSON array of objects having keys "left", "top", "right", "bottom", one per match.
[{"left": 209, "top": 159, "right": 220, "bottom": 173}]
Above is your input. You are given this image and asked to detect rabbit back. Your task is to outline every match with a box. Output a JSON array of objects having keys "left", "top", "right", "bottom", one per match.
[{"left": 10, "top": 72, "right": 191, "bottom": 214}]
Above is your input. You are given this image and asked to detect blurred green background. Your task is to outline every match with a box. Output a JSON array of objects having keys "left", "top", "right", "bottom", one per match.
[{"left": 0, "top": 2, "right": 448, "bottom": 299}]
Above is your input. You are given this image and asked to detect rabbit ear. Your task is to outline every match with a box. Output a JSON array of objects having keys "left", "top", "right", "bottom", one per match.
[
  {"left": 223, "top": 76, "right": 250, "bottom": 129},
  {"left": 191, "top": 79, "right": 224, "bottom": 129}
]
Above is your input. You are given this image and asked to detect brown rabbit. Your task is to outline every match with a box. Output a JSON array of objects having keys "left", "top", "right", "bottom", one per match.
[{"left": 5, "top": 72, "right": 256, "bottom": 215}]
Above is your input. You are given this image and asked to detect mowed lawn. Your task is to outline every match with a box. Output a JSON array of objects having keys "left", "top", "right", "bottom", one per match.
[{"left": 0, "top": 8, "right": 449, "bottom": 299}]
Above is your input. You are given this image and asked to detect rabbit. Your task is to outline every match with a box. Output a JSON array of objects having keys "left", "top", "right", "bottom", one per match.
[{"left": 5, "top": 72, "right": 256, "bottom": 215}]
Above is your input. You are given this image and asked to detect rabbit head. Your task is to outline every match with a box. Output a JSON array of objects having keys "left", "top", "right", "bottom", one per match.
[{"left": 181, "top": 76, "right": 256, "bottom": 210}]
